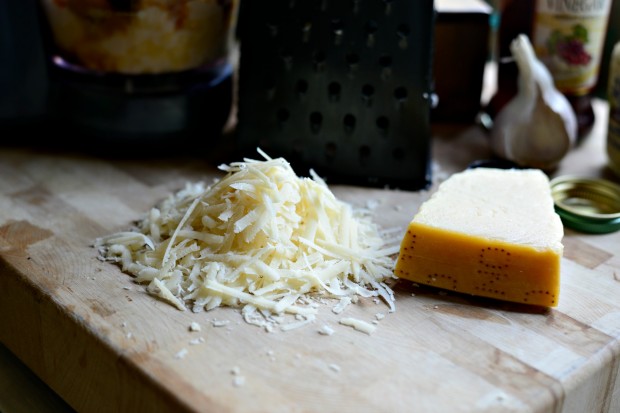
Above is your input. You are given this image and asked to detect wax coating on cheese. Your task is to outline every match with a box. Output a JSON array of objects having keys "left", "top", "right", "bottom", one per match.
[{"left": 394, "top": 168, "right": 564, "bottom": 307}]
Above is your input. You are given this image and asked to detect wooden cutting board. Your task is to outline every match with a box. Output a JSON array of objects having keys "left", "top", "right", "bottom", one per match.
[{"left": 1, "top": 104, "right": 619, "bottom": 413}]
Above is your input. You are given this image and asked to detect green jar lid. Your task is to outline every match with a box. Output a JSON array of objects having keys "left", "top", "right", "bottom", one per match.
[{"left": 549, "top": 175, "right": 620, "bottom": 234}]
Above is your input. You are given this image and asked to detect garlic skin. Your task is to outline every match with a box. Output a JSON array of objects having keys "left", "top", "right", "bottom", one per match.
[{"left": 490, "top": 34, "right": 577, "bottom": 171}]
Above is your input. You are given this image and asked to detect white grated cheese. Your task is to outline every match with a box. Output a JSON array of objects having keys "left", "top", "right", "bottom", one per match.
[
  {"left": 211, "top": 319, "right": 230, "bottom": 327},
  {"left": 339, "top": 317, "right": 377, "bottom": 335},
  {"left": 174, "top": 348, "right": 188, "bottom": 359},
  {"left": 95, "top": 150, "right": 398, "bottom": 327},
  {"left": 365, "top": 199, "right": 380, "bottom": 210},
  {"left": 189, "top": 322, "right": 201, "bottom": 332},
  {"left": 318, "top": 325, "right": 335, "bottom": 336},
  {"left": 233, "top": 376, "right": 246, "bottom": 387},
  {"left": 279, "top": 314, "right": 316, "bottom": 331},
  {"left": 332, "top": 297, "right": 352, "bottom": 314},
  {"left": 148, "top": 278, "right": 186, "bottom": 311},
  {"left": 230, "top": 366, "right": 246, "bottom": 387},
  {"left": 329, "top": 364, "right": 341, "bottom": 373}
]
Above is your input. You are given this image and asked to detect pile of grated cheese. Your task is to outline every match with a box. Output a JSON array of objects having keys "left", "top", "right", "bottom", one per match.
[{"left": 95, "top": 150, "right": 400, "bottom": 329}]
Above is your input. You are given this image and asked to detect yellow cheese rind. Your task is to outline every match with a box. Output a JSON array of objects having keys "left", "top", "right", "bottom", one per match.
[
  {"left": 395, "top": 168, "right": 563, "bottom": 307},
  {"left": 395, "top": 223, "right": 560, "bottom": 307}
]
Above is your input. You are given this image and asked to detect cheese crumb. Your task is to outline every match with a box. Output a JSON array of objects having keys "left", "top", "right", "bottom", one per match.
[
  {"left": 189, "top": 322, "right": 201, "bottom": 332},
  {"left": 212, "top": 319, "right": 230, "bottom": 327},
  {"left": 332, "top": 297, "right": 352, "bottom": 314},
  {"left": 329, "top": 364, "right": 341, "bottom": 372},
  {"left": 365, "top": 199, "right": 380, "bottom": 210},
  {"left": 233, "top": 376, "right": 246, "bottom": 387},
  {"left": 280, "top": 314, "right": 316, "bottom": 331},
  {"left": 339, "top": 317, "right": 376, "bottom": 335},
  {"left": 230, "top": 367, "right": 245, "bottom": 387},
  {"left": 174, "top": 348, "right": 188, "bottom": 359},
  {"left": 95, "top": 150, "right": 399, "bottom": 327},
  {"left": 318, "top": 325, "right": 335, "bottom": 336}
]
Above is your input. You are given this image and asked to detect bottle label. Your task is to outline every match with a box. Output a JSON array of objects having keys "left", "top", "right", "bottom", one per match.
[
  {"left": 608, "top": 43, "right": 620, "bottom": 176},
  {"left": 532, "top": 0, "right": 612, "bottom": 95}
]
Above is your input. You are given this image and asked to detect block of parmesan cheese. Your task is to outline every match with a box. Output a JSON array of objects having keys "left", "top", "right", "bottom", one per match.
[{"left": 395, "top": 168, "right": 564, "bottom": 307}]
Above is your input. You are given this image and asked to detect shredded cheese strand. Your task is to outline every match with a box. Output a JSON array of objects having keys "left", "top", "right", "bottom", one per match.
[
  {"left": 95, "top": 151, "right": 399, "bottom": 322},
  {"left": 161, "top": 197, "right": 201, "bottom": 268}
]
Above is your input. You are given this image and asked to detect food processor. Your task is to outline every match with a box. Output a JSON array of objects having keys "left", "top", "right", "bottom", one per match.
[{"left": 1, "top": 0, "right": 240, "bottom": 153}]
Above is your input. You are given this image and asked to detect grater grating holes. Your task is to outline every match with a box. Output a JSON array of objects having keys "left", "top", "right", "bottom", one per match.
[
  {"left": 277, "top": 108, "right": 290, "bottom": 128},
  {"left": 382, "top": 0, "right": 395, "bottom": 16},
  {"left": 379, "top": 54, "right": 392, "bottom": 79},
  {"left": 281, "top": 49, "right": 293, "bottom": 71},
  {"left": 236, "top": 0, "right": 434, "bottom": 189},
  {"left": 393, "top": 147, "right": 405, "bottom": 160},
  {"left": 343, "top": 113, "right": 356, "bottom": 133},
  {"left": 376, "top": 116, "right": 389, "bottom": 135},
  {"left": 313, "top": 51, "right": 326, "bottom": 72},
  {"left": 346, "top": 52, "right": 360, "bottom": 72},
  {"left": 397, "top": 23, "right": 410, "bottom": 49},
  {"left": 310, "top": 112, "right": 323, "bottom": 134},
  {"left": 297, "top": 79, "right": 308, "bottom": 96},
  {"left": 359, "top": 145, "right": 371, "bottom": 160},
  {"left": 364, "top": 20, "right": 378, "bottom": 47},
  {"left": 328, "top": 82, "right": 341, "bottom": 101},
  {"left": 292, "top": 139, "right": 303, "bottom": 155},
  {"left": 325, "top": 142, "right": 337, "bottom": 158},
  {"left": 361, "top": 84, "right": 374, "bottom": 106},
  {"left": 379, "top": 54, "right": 392, "bottom": 67},
  {"left": 364, "top": 20, "right": 379, "bottom": 34},
  {"left": 394, "top": 86, "right": 407, "bottom": 102}
]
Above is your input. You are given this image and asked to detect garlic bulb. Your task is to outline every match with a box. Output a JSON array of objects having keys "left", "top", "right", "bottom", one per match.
[{"left": 490, "top": 34, "right": 577, "bottom": 171}]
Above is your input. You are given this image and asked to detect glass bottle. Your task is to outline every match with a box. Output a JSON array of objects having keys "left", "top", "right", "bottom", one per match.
[
  {"left": 487, "top": 0, "right": 612, "bottom": 140},
  {"left": 608, "top": 41, "right": 620, "bottom": 177},
  {"left": 485, "top": 0, "right": 535, "bottom": 121},
  {"left": 530, "top": 0, "right": 613, "bottom": 139}
]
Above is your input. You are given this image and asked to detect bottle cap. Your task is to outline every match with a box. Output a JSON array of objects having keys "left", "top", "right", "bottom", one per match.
[{"left": 550, "top": 175, "right": 620, "bottom": 234}]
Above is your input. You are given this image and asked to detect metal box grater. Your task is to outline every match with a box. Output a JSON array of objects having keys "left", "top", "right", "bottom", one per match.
[{"left": 234, "top": 0, "right": 435, "bottom": 190}]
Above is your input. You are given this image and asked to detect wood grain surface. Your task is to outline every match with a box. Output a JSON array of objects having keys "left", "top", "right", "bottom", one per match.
[{"left": 0, "top": 99, "right": 619, "bottom": 413}]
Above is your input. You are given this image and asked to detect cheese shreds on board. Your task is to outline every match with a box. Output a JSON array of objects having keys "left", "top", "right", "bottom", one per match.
[
  {"left": 339, "top": 317, "right": 377, "bottom": 335},
  {"left": 95, "top": 150, "right": 399, "bottom": 327}
]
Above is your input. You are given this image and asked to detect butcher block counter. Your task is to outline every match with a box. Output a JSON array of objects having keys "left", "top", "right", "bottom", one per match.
[{"left": 1, "top": 98, "right": 620, "bottom": 413}]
